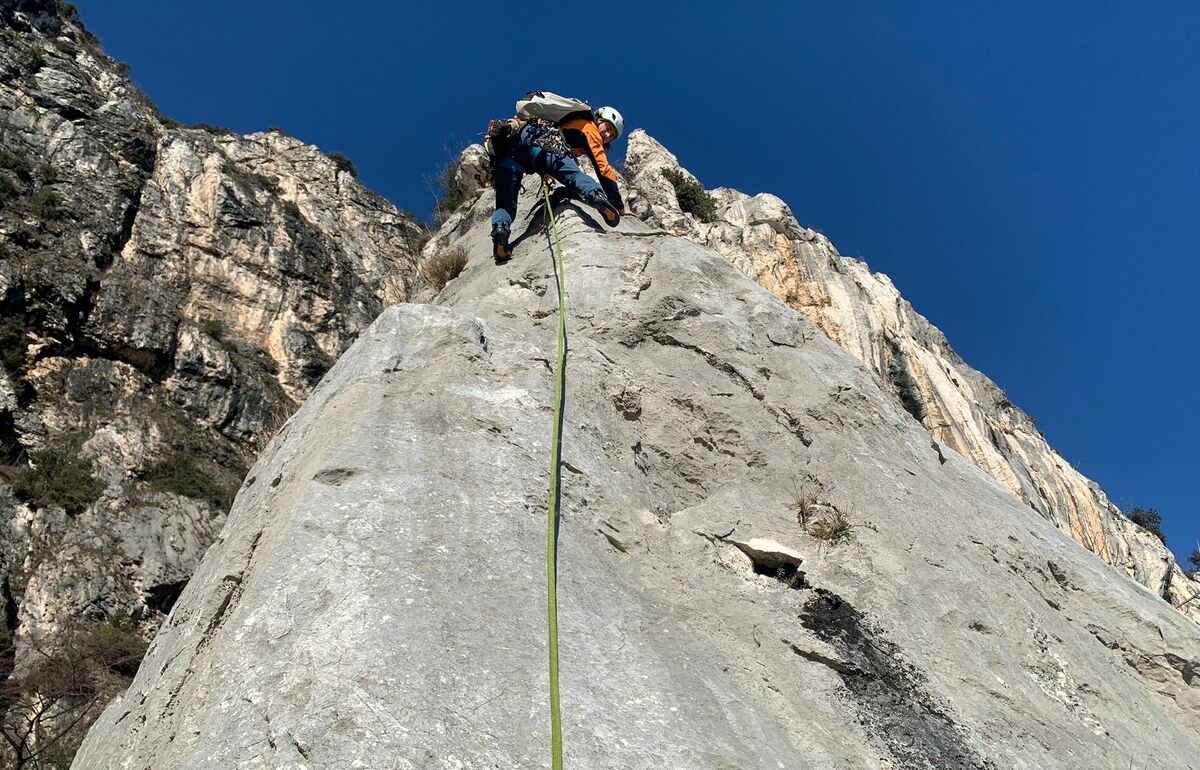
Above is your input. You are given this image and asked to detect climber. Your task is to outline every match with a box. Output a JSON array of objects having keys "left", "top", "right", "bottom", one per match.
[
  {"left": 486, "top": 108, "right": 627, "bottom": 263},
  {"left": 558, "top": 106, "right": 632, "bottom": 220}
]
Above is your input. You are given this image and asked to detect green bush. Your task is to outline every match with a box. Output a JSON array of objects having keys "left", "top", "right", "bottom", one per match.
[
  {"left": 222, "top": 161, "right": 281, "bottom": 196},
  {"left": 1125, "top": 506, "right": 1166, "bottom": 544},
  {"left": 9, "top": 444, "right": 105, "bottom": 513},
  {"left": 1188, "top": 548, "right": 1200, "bottom": 570},
  {"left": 280, "top": 198, "right": 303, "bottom": 220},
  {"left": 0, "top": 149, "right": 33, "bottom": 178},
  {"left": 0, "top": 172, "right": 20, "bottom": 201},
  {"left": 201, "top": 318, "right": 225, "bottom": 341},
  {"left": 190, "top": 122, "right": 233, "bottom": 136},
  {"left": 30, "top": 186, "right": 61, "bottom": 219},
  {"left": 662, "top": 167, "right": 718, "bottom": 223},
  {"left": 147, "top": 452, "right": 231, "bottom": 511},
  {"left": 0, "top": 316, "right": 27, "bottom": 372},
  {"left": 325, "top": 151, "right": 358, "bottom": 178},
  {"left": 0, "top": 150, "right": 32, "bottom": 199},
  {"left": 60, "top": 2, "right": 83, "bottom": 23}
]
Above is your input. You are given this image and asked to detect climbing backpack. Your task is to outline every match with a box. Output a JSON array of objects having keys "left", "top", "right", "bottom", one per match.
[{"left": 515, "top": 91, "right": 595, "bottom": 125}]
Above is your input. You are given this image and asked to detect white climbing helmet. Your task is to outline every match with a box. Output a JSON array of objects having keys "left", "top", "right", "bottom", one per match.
[{"left": 596, "top": 106, "right": 624, "bottom": 141}]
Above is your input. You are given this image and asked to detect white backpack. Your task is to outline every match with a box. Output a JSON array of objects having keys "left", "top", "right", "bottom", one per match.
[{"left": 515, "top": 91, "right": 594, "bottom": 124}]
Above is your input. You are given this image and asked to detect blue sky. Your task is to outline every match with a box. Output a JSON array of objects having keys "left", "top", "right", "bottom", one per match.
[{"left": 75, "top": 1, "right": 1198, "bottom": 562}]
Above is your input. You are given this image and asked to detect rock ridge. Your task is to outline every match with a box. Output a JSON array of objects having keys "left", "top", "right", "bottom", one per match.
[
  {"left": 73, "top": 177, "right": 1200, "bottom": 768},
  {"left": 619, "top": 129, "right": 1199, "bottom": 622}
]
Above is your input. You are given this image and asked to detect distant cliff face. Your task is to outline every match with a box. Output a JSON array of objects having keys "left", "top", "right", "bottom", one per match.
[
  {"left": 75, "top": 173, "right": 1200, "bottom": 769},
  {"left": 620, "top": 130, "right": 1199, "bottom": 622},
  {"left": 0, "top": 0, "right": 422, "bottom": 663}
]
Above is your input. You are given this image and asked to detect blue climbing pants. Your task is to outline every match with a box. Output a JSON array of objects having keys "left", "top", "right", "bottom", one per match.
[{"left": 491, "top": 125, "right": 604, "bottom": 236}]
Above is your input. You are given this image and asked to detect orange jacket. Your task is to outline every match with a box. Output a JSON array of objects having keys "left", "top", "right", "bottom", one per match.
[{"left": 558, "top": 115, "right": 624, "bottom": 209}]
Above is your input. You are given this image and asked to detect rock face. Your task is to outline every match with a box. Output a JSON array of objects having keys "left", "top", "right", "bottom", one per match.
[
  {"left": 75, "top": 181, "right": 1199, "bottom": 768},
  {"left": 621, "top": 129, "right": 1200, "bottom": 622},
  {"left": 0, "top": 0, "right": 422, "bottom": 663}
]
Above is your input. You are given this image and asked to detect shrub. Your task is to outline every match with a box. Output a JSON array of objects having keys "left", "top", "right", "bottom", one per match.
[
  {"left": 147, "top": 452, "right": 232, "bottom": 511},
  {"left": 1189, "top": 548, "right": 1200, "bottom": 571},
  {"left": 30, "top": 186, "right": 61, "bottom": 219},
  {"left": 24, "top": 49, "right": 45, "bottom": 72},
  {"left": 422, "top": 247, "right": 469, "bottom": 292},
  {"left": 9, "top": 444, "right": 105, "bottom": 513},
  {"left": 0, "top": 149, "right": 32, "bottom": 179},
  {"left": 325, "top": 151, "right": 358, "bottom": 178},
  {"left": 221, "top": 161, "right": 276, "bottom": 195},
  {"left": 661, "top": 167, "right": 718, "bottom": 223},
  {"left": 807, "top": 508, "right": 855, "bottom": 545},
  {"left": 0, "top": 317, "right": 27, "bottom": 373},
  {"left": 190, "top": 122, "right": 233, "bottom": 136},
  {"left": 200, "top": 318, "right": 225, "bottom": 341},
  {"left": 1125, "top": 506, "right": 1166, "bottom": 544},
  {"left": 0, "top": 173, "right": 20, "bottom": 202},
  {"left": 60, "top": 2, "right": 82, "bottom": 22},
  {"left": 280, "top": 198, "right": 303, "bottom": 220}
]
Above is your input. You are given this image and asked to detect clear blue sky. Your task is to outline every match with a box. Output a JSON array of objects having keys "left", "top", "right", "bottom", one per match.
[{"left": 75, "top": 1, "right": 1199, "bottom": 562}]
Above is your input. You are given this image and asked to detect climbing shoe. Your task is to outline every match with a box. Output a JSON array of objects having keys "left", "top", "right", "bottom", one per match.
[
  {"left": 583, "top": 189, "right": 621, "bottom": 228},
  {"left": 492, "top": 229, "right": 511, "bottom": 263}
]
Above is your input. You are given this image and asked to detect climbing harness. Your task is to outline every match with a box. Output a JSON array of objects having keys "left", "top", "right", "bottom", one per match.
[{"left": 542, "top": 180, "right": 568, "bottom": 770}]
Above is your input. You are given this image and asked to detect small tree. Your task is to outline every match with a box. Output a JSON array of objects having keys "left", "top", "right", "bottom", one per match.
[
  {"left": 1125, "top": 506, "right": 1166, "bottom": 544},
  {"left": 432, "top": 162, "right": 467, "bottom": 226},
  {"left": 0, "top": 616, "right": 147, "bottom": 769},
  {"left": 1187, "top": 546, "right": 1199, "bottom": 571}
]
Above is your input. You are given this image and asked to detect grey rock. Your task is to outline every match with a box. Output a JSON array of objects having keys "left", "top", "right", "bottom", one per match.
[
  {"left": 623, "top": 129, "right": 1200, "bottom": 622},
  {"left": 0, "top": 1, "right": 424, "bottom": 664},
  {"left": 76, "top": 184, "right": 1200, "bottom": 768}
]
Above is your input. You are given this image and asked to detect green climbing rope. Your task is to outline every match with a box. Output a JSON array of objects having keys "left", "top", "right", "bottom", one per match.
[{"left": 542, "top": 181, "right": 567, "bottom": 770}]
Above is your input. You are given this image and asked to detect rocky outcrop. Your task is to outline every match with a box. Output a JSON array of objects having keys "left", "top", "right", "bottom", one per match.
[
  {"left": 0, "top": 0, "right": 423, "bottom": 663},
  {"left": 76, "top": 181, "right": 1200, "bottom": 768},
  {"left": 621, "top": 129, "right": 1200, "bottom": 621}
]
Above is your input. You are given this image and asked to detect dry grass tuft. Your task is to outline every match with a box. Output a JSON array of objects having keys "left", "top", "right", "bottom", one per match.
[{"left": 423, "top": 246, "right": 469, "bottom": 291}]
